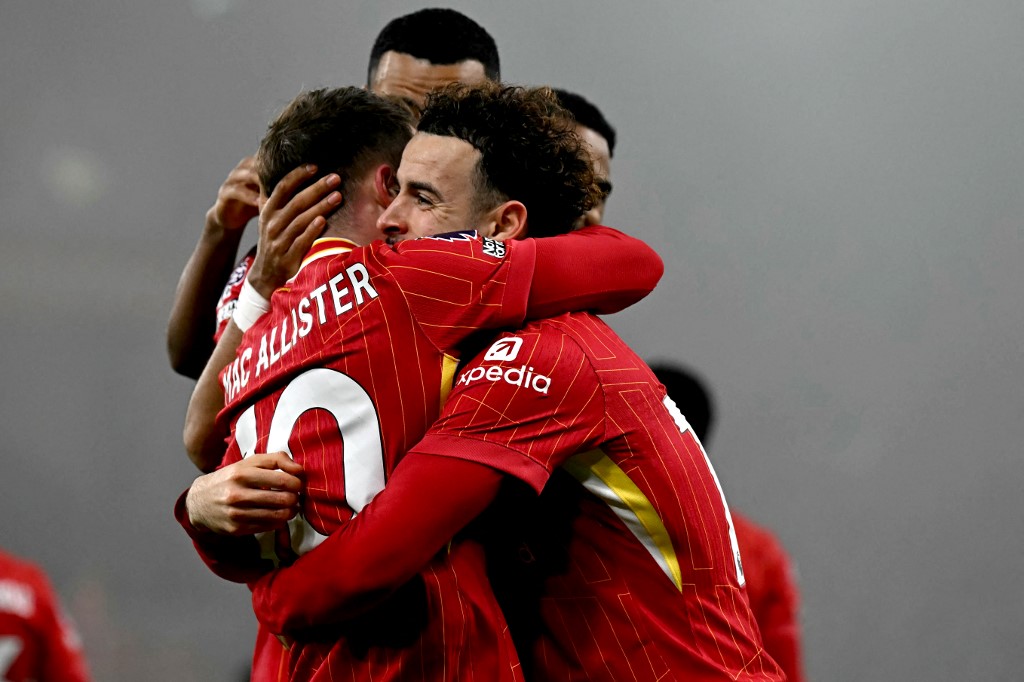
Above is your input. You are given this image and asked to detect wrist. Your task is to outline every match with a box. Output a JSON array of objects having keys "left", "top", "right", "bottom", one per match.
[
  {"left": 203, "top": 208, "right": 246, "bottom": 242},
  {"left": 245, "top": 266, "right": 277, "bottom": 301},
  {"left": 184, "top": 485, "right": 212, "bottom": 533},
  {"left": 232, "top": 277, "right": 272, "bottom": 332}
]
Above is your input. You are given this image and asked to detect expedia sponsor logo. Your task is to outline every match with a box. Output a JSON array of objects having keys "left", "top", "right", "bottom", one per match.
[
  {"left": 484, "top": 337, "right": 522, "bottom": 362},
  {"left": 481, "top": 237, "right": 506, "bottom": 259},
  {"left": 456, "top": 364, "right": 552, "bottom": 395}
]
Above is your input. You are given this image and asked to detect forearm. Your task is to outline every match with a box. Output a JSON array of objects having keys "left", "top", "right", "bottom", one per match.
[
  {"left": 184, "top": 321, "right": 243, "bottom": 472},
  {"left": 252, "top": 453, "right": 503, "bottom": 635},
  {"left": 526, "top": 225, "right": 663, "bottom": 318},
  {"left": 167, "top": 214, "right": 247, "bottom": 378}
]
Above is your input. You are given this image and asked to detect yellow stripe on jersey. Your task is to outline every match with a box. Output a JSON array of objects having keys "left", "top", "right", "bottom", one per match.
[
  {"left": 439, "top": 353, "right": 459, "bottom": 406},
  {"left": 296, "top": 238, "right": 358, "bottom": 275},
  {"left": 563, "top": 449, "right": 683, "bottom": 591}
]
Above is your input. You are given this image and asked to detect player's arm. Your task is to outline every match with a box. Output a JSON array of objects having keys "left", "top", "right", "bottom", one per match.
[
  {"left": 250, "top": 452, "right": 504, "bottom": 634},
  {"left": 526, "top": 225, "right": 664, "bottom": 318},
  {"left": 182, "top": 167, "right": 343, "bottom": 471},
  {"left": 251, "top": 332, "right": 602, "bottom": 635},
  {"left": 175, "top": 452, "right": 303, "bottom": 583},
  {"left": 167, "top": 156, "right": 260, "bottom": 379}
]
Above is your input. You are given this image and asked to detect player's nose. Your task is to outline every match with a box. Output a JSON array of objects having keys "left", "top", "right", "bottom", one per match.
[{"left": 376, "top": 202, "right": 409, "bottom": 242}]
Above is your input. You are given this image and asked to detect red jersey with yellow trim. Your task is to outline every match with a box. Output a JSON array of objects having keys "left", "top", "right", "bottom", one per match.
[
  {"left": 411, "top": 313, "right": 785, "bottom": 682},
  {"left": 733, "top": 512, "right": 804, "bottom": 682},
  {"left": 0, "top": 550, "right": 90, "bottom": 682},
  {"left": 217, "top": 233, "right": 535, "bottom": 682}
]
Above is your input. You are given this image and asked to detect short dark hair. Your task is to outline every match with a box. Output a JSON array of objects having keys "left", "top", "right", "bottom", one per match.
[
  {"left": 368, "top": 8, "right": 500, "bottom": 84},
  {"left": 256, "top": 87, "right": 413, "bottom": 199},
  {"left": 649, "top": 363, "right": 715, "bottom": 444},
  {"left": 552, "top": 88, "right": 617, "bottom": 158},
  {"left": 418, "top": 82, "right": 601, "bottom": 237}
]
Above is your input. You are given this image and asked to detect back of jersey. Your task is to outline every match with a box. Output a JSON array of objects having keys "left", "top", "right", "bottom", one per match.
[
  {"left": 417, "top": 312, "right": 784, "bottom": 681},
  {"left": 219, "top": 235, "right": 535, "bottom": 682}
]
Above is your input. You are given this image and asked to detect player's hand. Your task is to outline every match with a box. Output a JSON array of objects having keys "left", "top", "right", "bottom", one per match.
[
  {"left": 248, "top": 165, "right": 343, "bottom": 298},
  {"left": 206, "top": 156, "right": 261, "bottom": 235},
  {"left": 186, "top": 452, "right": 304, "bottom": 536}
]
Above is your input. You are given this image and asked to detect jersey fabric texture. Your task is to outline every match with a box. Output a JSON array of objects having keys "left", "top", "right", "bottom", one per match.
[
  {"left": 0, "top": 550, "right": 90, "bottom": 682},
  {"left": 411, "top": 313, "right": 786, "bottom": 682},
  {"left": 733, "top": 512, "right": 803, "bottom": 682},
  {"left": 212, "top": 233, "right": 536, "bottom": 682},
  {"left": 180, "top": 226, "right": 662, "bottom": 681}
]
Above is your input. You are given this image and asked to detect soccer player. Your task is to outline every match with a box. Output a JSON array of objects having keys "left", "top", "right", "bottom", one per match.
[
  {"left": 0, "top": 548, "right": 90, "bottom": 682},
  {"left": 178, "top": 83, "right": 664, "bottom": 681},
  {"left": 166, "top": 8, "right": 500, "bottom": 379},
  {"left": 552, "top": 88, "right": 615, "bottom": 228},
  {"left": 649, "top": 364, "right": 805, "bottom": 682},
  {"left": 228, "top": 83, "right": 784, "bottom": 681}
]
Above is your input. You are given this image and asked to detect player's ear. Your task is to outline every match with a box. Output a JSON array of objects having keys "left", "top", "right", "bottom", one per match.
[
  {"left": 373, "top": 164, "right": 397, "bottom": 206},
  {"left": 487, "top": 200, "right": 528, "bottom": 241}
]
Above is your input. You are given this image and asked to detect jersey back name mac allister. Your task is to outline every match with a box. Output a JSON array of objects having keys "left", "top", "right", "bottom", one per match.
[{"left": 217, "top": 233, "right": 536, "bottom": 682}]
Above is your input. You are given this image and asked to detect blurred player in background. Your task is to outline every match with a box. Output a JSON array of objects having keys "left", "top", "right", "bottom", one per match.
[
  {"left": 236, "top": 83, "right": 781, "bottom": 682},
  {"left": 552, "top": 88, "right": 615, "bottom": 228},
  {"left": 650, "top": 364, "right": 805, "bottom": 682},
  {"left": 0, "top": 548, "right": 90, "bottom": 682},
  {"left": 178, "top": 82, "right": 663, "bottom": 681},
  {"left": 166, "top": 8, "right": 499, "bottom": 380}
]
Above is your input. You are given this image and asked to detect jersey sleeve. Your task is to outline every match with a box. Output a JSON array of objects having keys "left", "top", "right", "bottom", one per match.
[
  {"left": 373, "top": 226, "right": 662, "bottom": 352},
  {"left": 527, "top": 225, "right": 663, "bottom": 318},
  {"left": 250, "top": 453, "right": 504, "bottom": 635},
  {"left": 173, "top": 488, "right": 273, "bottom": 585},
  {"left": 368, "top": 232, "right": 538, "bottom": 351},
  {"left": 409, "top": 322, "right": 606, "bottom": 493},
  {"left": 213, "top": 246, "right": 257, "bottom": 343}
]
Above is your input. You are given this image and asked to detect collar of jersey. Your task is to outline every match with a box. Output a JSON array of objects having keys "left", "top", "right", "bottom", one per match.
[{"left": 296, "top": 237, "right": 358, "bottom": 276}]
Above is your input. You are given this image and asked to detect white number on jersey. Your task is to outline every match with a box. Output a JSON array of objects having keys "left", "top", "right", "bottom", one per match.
[
  {"left": 234, "top": 367, "right": 387, "bottom": 562},
  {"left": 663, "top": 395, "right": 745, "bottom": 586}
]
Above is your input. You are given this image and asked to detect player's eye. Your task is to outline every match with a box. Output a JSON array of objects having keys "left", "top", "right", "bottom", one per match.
[
  {"left": 415, "top": 193, "right": 433, "bottom": 206},
  {"left": 596, "top": 180, "right": 613, "bottom": 200}
]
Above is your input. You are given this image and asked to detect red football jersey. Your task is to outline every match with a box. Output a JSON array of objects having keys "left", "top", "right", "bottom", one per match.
[
  {"left": 212, "top": 244, "right": 293, "bottom": 682},
  {"left": 733, "top": 512, "right": 803, "bottom": 682},
  {"left": 213, "top": 245, "right": 257, "bottom": 343},
  {"left": 412, "top": 313, "right": 785, "bottom": 682},
  {"left": 216, "top": 233, "right": 537, "bottom": 681},
  {"left": 0, "top": 550, "right": 90, "bottom": 682}
]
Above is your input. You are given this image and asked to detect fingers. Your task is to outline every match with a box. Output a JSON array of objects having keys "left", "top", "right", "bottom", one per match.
[
  {"left": 279, "top": 187, "right": 342, "bottom": 260},
  {"left": 262, "top": 168, "right": 341, "bottom": 236},
  {"left": 235, "top": 456, "right": 303, "bottom": 493}
]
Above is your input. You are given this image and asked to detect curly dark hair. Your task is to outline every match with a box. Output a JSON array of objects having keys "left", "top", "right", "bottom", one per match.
[
  {"left": 256, "top": 87, "right": 413, "bottom": 199},
  {"left": 417, "top": 82, "right": 601, "bottom": 237}
]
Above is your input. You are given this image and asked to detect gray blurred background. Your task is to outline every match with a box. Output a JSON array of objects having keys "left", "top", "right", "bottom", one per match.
[{"left": 2, "top": 0, "right": 1021, "bottom": 679}]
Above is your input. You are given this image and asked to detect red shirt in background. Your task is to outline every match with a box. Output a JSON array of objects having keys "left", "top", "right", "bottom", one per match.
[
  {"left": 733, "top": 512, "right": 804, "bottom": 682},
  {"left": 0, "top": 550, "right": 90, "bottom": 682}
]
